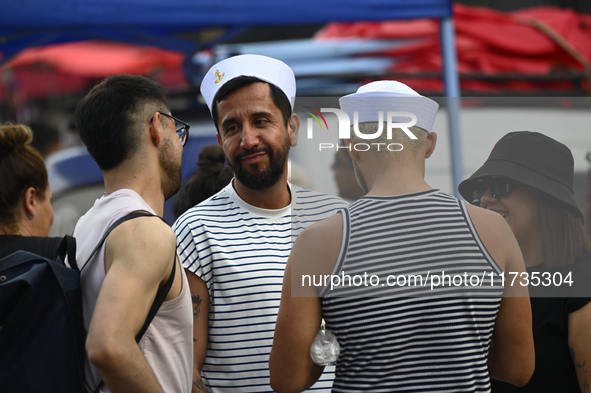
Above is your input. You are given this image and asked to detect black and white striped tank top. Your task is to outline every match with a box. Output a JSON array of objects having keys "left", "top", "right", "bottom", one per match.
[{"left": 321, "top": 190, "right": 504, "bottom": 392}]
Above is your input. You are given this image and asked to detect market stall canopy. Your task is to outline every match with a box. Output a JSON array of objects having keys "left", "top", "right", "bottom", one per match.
[
  {"left": 315, "top": 3, "right": 591, "bottom": 93},
  {"left": 1, "top": 0, "right": 452, "bottom": 61},
  {"left": 0, "top": 41, "right": 186, "bottom": 101}
]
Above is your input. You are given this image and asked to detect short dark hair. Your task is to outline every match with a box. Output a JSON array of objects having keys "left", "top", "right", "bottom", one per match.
[
  {"left": 75, "top": 75, "right": 169, "bottom": 170},
  {"left": 0, "top": 124, "right": 48, "bottom": 233},
  {"left": 211, "top": 76, "right": 292, "bottom": 133},
  {"left": 27, "top": 122, "right": 60, "bottom": 158},
  {"left": 172, "top": 144, "right": 234, "bottom": 218},
  {"left": 538, "top": 193, "right": 591, "bottom": 271}
]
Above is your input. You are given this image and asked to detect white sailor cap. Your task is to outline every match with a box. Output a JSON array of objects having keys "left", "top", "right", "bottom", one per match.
[
  {"left": 339, "top": 81, "right": 439, "bottom": 133},
  {"left": 200, "top": 54, "right": 296, "bottom": 114}
]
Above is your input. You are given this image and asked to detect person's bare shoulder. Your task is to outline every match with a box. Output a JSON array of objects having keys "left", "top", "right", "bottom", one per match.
[
  {"left": 294, "top": 212, "right": 343, "bottom": 252},
  {"left": 291, "top": 212, "right": 344, "bottom": 282},
  {"left": 464, "top": 203, "right": 519, "bottom": 272},
  {"left": 465, "top": 203, "right": 507, "bottom": 229},
  {"left": 106, "top": 215, "right": 176, "bottom": 278}
]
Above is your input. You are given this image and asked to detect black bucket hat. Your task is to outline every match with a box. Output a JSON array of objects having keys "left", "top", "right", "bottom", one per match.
[{"left": 458, "top": 131, "right": 583, "bottom": 219}]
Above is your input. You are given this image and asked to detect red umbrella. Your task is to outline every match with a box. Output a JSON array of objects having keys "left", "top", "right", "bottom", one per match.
[{"left": 0, "top": 40, "right": 187, "bottom": 102}]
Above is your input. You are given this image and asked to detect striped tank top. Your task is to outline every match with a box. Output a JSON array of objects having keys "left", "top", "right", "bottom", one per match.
[{"left": 321, "top": 190, "right": 504, "bottom": 392}]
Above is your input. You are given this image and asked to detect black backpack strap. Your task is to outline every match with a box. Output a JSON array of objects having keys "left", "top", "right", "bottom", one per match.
[
  {"left": 92, "top": 255, "right": 176, "bottom": 393},
  {"left": 135, "top": 250, "right": 176, "bottom": 342},
  {"left": 57, "top": 235, "right": 77, "bottom": 271},
  {"left": 88, "top": 211, "right": 176, "bottom": 393}
]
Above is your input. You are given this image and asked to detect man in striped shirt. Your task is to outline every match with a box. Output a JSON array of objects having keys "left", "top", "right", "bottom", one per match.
[
  {"left": 270, "top": 81, "right": 535, "bottom": 392},
  {"left": 174, "top": 55, "right": 346, "bottom": 392}
]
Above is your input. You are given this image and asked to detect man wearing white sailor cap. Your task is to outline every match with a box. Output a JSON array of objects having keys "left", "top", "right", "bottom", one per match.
[
  {"left": 270, "top": 81, "right": 535, "bottom": 392},
  {"left": 173, "top": 54, "right": 346, "bottom": 392}
]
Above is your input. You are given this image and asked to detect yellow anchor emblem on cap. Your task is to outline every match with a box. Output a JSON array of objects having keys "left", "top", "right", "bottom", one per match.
[{"left": 214, "top": 70, "right": 225, "bottom": 84}]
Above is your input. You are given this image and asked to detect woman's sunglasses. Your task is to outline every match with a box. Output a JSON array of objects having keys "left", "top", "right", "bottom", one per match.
[{"left": 468, "top": 177, "right": 517, "bottom": 205}]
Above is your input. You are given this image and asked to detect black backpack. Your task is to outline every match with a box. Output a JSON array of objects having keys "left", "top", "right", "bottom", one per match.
[{"left": 0, "top": 212, "right": 176, "bottom": 393}]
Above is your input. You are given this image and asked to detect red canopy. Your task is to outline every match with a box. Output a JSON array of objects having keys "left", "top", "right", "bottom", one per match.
[
  {"left": 316, "top": 3, "right": 591, "bottom": 93},
  {"left": 0, "top": 40, "right": 186, "bottom": 102}
]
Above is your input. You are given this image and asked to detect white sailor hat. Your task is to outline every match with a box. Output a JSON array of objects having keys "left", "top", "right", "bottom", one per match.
[
  {"left": 200, "top": 54, "right": 296, "bottom": 114},
  {"left": 339, "top": 81, "right": 439, "bottom": 133}
]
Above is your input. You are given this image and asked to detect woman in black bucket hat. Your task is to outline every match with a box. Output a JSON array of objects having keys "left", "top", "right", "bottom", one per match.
[{"left": 459, "top": 131, "right": 591, "bottom": 392}]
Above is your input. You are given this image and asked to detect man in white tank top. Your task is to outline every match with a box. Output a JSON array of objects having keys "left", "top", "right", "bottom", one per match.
[
  {"left": 73, "top": 75, "right": 193, "bottom": 393},
  {"left": 270, "top": 81, "right": 535, "bottom": 392}
]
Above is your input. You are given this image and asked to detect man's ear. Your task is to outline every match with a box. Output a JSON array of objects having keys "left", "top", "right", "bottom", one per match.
[
  {"left": 149, "top": 112, "right": 164, "bottom": 147},
  {"left": 425, "top": 132, "right": 437, "bottom": 158},
  {"left": 345, "top": 138, "right": 360, "bottom": 162},
  {"left": 288, "top": 113, "right": 300, "bottom": 147}
]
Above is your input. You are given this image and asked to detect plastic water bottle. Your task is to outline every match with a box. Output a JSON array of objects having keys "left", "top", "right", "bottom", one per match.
[{"left": 309, "top": 319, "right": 340, "bottom": 366}]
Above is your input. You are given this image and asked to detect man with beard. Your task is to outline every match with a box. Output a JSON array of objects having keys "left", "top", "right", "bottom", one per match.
[
  {"left": 173, "top": 55, "right": 347, "bottom": 392},
  {"left": 73, "top": 75, "right": 193, "bottom": 393}
]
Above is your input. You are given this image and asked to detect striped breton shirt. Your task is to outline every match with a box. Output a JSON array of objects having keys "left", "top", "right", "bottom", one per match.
[
  {"left": 320, "top": 190, "right": 504, "bottom": 392},
  {"left": 174, "top": 181, "right": 347, "bottom": 392}
]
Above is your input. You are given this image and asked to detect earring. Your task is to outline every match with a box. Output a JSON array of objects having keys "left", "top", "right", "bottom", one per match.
[{"left": 28, "top": 213, "right": 35, "bottom": 219}]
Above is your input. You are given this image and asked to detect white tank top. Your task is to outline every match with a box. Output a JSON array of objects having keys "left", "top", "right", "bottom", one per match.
[{"left": 73, "top": 189, "right": 192, "bottom": 393}]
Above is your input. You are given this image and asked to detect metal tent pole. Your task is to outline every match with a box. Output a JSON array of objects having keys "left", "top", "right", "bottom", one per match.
[{"left": 440, "top": 16, "right": 463, "bottom": 198}]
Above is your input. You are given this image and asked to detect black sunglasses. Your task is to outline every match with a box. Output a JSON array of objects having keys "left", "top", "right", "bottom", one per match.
[
  {"left": 468, "top": 176, "right": 518, "bottom": 205},
  {"left": 154, "top": 111, "right": 190, "bottom": 147}
]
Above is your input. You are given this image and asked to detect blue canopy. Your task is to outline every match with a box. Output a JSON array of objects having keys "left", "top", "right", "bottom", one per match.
[
  {"left": 2, "top": 0, "right": 452, "bottom": 59},
  {"left": 4, "top": 0, "right": 452, "bottom": 27}
]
